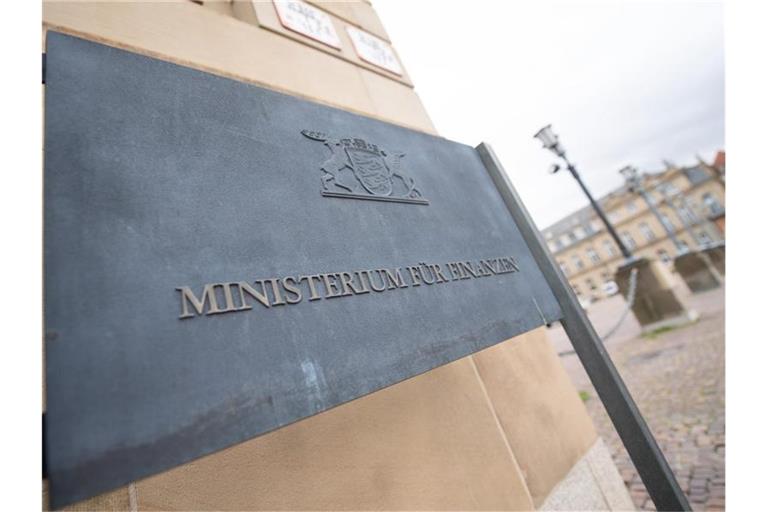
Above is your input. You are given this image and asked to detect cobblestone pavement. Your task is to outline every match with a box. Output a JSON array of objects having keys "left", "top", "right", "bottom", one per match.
[{"left": 549, "top": 287, "right": 725, "bottom": 511}]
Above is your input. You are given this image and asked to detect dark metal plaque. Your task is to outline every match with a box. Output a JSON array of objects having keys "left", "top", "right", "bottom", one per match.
[{"left": 44, "top": 32, "right": 561, "bottom": 508}]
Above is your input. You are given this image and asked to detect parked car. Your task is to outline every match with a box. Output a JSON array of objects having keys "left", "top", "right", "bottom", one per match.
[{"left": 602, "top": 280, "right": 619, "bottom": 296}]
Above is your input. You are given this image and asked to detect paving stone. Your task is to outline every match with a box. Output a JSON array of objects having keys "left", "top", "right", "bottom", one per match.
[{"left": 550, "top": 288, "right": 725, "bottom": 511}]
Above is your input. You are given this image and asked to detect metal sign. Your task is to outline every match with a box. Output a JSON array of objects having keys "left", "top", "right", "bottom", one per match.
[{"left": 44, "top": 32, "right": 562, "bottom": 508}]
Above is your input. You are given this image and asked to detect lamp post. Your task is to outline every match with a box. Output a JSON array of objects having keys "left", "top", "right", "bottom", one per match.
[
  {"left": 656, "top": 183, "right": 724, "bottom": 285},
  {"left": 619, "top": 165, "right": 688, "bottom": 255},
  {"left": 657, "top": 186, "right": 703, "bottom": 248},
  {"left": 658, "top": 186, "right": 720, "bottom": 250},
  {"left": 534, "top": 124, "right": 633, "bottom": 260}
]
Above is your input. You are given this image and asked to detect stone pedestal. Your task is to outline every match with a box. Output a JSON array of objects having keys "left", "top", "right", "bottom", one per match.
[
  {"left": 702, "top": 243, "right": 726, "bottom": 276},
  {"left": 615, "top": 257, "right": 698, "bottom": 333},
  {"left": 673, "top": 250, "right": 723, "bottom": 293}
]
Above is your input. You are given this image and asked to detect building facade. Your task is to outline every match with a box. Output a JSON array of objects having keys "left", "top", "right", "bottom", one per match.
[
  {"left": 542, "top": 153, "right": 725, "bottom": 303},
  {"left": 43, "top": 1, "right": 633, "bottom": 510}
]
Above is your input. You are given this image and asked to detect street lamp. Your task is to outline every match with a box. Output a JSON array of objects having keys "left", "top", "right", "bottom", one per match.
[
  {"left": 534, "top": 124, "right": 633, "bottom": 260},
  {"left": 657, "top": 185, "right": 719, "bottom": 250},
  {"left": 619, "top": 165, "right": 688, "bottom": 255},
  {"left": 533, "top": 124, "right": 566, "bottom": 158}
]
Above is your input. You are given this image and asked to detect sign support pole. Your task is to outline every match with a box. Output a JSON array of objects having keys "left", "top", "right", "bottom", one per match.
[{"left": 476, "top": 143, "right": 691, "bottom": 512}]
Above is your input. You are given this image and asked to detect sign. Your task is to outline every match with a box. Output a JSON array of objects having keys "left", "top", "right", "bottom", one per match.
[
  {"left": 271, "top": 0, "right": 341, "bottom": 49},
  {"left": 346, "top": 25, "right": 403, "bottom": 75},
  {"left": 43, "top": 32, "right": 561, "bottom": 508}
]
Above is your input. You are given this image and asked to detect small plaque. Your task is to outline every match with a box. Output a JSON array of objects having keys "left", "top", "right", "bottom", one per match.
[
  {"left": 271, "top": 0, "right": 341, "bottom": 49},
  {"left": 346, "top": 26, "right": 403, "bottom": 75}
]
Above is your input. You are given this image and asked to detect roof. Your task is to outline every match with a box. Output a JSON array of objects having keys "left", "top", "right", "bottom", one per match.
[
  {"left": 713, "top": 150, "right": 725, "bottom": 169},
  {"left": 681, "top": 165, "right": 711, "bottom": 186}
]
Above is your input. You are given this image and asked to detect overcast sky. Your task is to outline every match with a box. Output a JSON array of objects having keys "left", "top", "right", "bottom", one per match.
[{"left": 376, "top": 0, "right": 724, "bottom": 228}]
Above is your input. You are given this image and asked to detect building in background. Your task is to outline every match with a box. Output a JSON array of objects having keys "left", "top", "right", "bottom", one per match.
[
  {"left": 542, "top": 152, "right": 725, "bottom": 303},
  {"left": 708, "top": 151, "right": 726, "bottom": 234}
]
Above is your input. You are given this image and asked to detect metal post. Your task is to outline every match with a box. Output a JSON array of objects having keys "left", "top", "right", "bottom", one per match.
[
  {"left": 564, "top": 159, "right": 634, "bottom": 260},
  {"left": 662, "top": 192, "right": 724, "bottom": 284},
  {"left": 659, "top": 189, "right": 701, "bottom": 248},
  {"left": 636, "top": 187, "right": 688, "bottom": 254},
  {"left": 477, "top": 143, "right": 691, "bottom": 512},
  {"left": 676, "top": 194, "right": 722, "bottom": 249}
]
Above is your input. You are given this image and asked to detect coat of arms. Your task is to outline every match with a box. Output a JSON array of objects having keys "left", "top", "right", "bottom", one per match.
[{"left": 301, "top": 130, "right": 428, "bottom": 205}]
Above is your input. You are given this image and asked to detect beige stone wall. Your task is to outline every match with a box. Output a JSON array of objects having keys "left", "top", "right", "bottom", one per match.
[
  {"left": 43, "top": 0, "right": 434, "bottom": 133},
  {"left": 43, "top": 1, "right": 621, "bottom": 510}
]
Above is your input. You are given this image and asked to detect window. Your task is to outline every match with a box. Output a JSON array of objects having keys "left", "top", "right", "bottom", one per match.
[
  {"left": 558, "top": 261, "right": 569, "bottom": 276},
  {"left": 661, "top": 182, "right": 680, "bottom": 196},
  {"left": 571, "top": 255, "right": 585, "bottom": 271},
  {"left": 659, "top": 213, "right": 675, "bottom": 232},
  {"left": 603, "top": 239, "right": 617, "bottom": 258},
  {"left": 555, "top": 238, "right": 565, "bottom": 251},
  {"left": 697, "top": 231, "right": 713, "bottom": 245},
  {"left": 608, "top": 211, "right": 620, "bottom": 223},
  {"left": 591, "top": 220, "right": 602, "bottom": 233},
  {"left": 560, "top": 235, "right": 571, "bottom": 247},
  {"left": 620, "top": 231, "right": 637, "bottom": 250},
  {"left": 702, "top": 193, "right": 723, "bottom": 215},
  {"left": 586, "top": 247, "right": 601, "bottom": 264},
  {"left": 626, "top": 201, "right": 637, "bottom": 214},
  {"left": 657, "top": 249, "right": 671, "bottom": 264},
  {"left": 639, "top": 222, "right": 656, "bottom": 242},
  {"left": 573, "top": 227, "right": 585, "bottom": 240},
  {"left": 679, "top": 239, "right": 689, "bottom": 252},
  {"left": 679, "top": 204, "right": 698, "bottom": 225},
  {"left": 567, "top": 232, "right": 578, "bottom": 243}
]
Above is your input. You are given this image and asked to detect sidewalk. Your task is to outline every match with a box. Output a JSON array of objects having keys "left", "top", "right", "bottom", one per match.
[{"left": 546, "top": 287, "right": 725, "bottom": 511}]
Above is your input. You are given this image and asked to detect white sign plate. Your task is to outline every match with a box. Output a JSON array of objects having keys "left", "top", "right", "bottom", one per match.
[
  {"left": 271, "top": 0, "right": 341, "bottom": 49},
  {"left": 346, "top": 25, "right": 403, "bottom": 75}
]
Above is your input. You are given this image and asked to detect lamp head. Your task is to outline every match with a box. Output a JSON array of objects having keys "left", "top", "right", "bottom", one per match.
[
  {"left": 534, "top": 124, "right": 566, "bottom": 158},
  {"left": 619, "top": 165, "right": 641, "bottom": 191}
]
